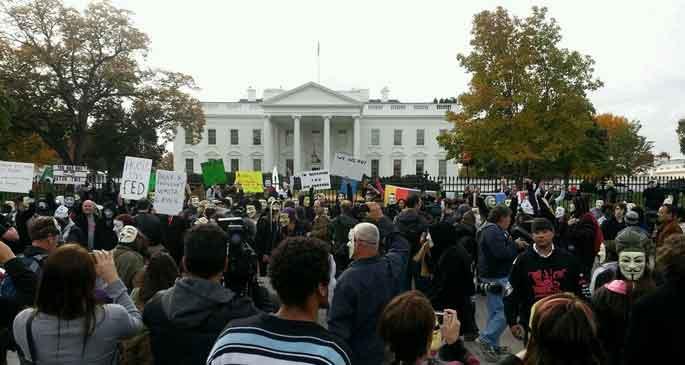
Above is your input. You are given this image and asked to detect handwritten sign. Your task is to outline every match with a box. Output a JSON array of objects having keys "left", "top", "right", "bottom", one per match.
[
  {"left": 331, "top": 153, "right": 368, "bottom": 181},
  {"left": 0, "top": 161, "right": 34, "bottom": 193},
  {"left": 53, "top": 165, "right": 89, "bottom": 185},
  {"left": 153, "top": 170, "right": 186, "bottom": 216},
  {"left": 121, "top": 156, "right": 152, "bottom": 200},
  {"left": 300, "top": 170, "right": 331, "bottom": 191},
  {"left": 235, "top": 171, "right": 264, "bottom": 193}
]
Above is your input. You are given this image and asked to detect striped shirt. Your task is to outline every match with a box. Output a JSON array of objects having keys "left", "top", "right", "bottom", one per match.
[{"left": 207, "top": 313, "right": 352, "bottom": 365}]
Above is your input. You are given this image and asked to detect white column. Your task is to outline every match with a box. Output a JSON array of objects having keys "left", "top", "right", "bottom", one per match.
[
  {"left": 262, "top": 114, "right": 273, "bottom": 172},
  {"left": 293, "top": 115, "right": 302, "bottom": 174},
  {"left": 323, "top": 115, "right": 331, "bottom": 170},
  {"left": 353, "top": 115, "right": 361, "bottom": 158}
]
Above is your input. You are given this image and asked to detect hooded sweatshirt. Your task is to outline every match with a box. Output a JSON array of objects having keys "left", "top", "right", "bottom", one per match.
[{"left": 143, "top": 277, "right": 258, "bottom": 365}]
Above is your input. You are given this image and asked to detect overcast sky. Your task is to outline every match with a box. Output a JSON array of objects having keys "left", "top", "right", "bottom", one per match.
[{"left": 65, "top": 0, "right": 685, "bottom": 157}]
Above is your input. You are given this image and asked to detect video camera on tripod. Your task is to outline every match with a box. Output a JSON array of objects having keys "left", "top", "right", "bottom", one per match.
[{"left": 216, "top": 217, "right": 258, "bottom": 297}]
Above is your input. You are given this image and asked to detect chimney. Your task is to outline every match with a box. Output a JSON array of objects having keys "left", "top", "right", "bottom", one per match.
[
  {"left": 247, "top": 86, "right": 256, "bottom": 102},
  {"left": 381, "top": 86, "right": 390, "bottom": 102}
]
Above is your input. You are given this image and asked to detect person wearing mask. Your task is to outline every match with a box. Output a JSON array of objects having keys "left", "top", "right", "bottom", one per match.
[
  {"left": 378, "top": 291, "right": 479, "bottom": 365},
  {"left": 278, "top": 207, "right": 307, "bottom": 239},
  {"left": 329, "top": 200, "right": 358, "bottom": 276},
  {"left": 207, "top": 236, "right": 351, "bottom": 365},
  {"left": 255, "top": 203, "right": 281, "bottom": 276},
  {"left": 601, "top": 203, "right": 627, "bottom": 241},
  {"left": 625, "top": 233, "right": 685, "bottom": 365},
  {"left": 12, "top": 245, "right": 143, "bottom": 365},
  {"left": 113, "top": 226, "right": 150, "bottom": 292},
  {"left": 327, "top": 222, "right": 409, "bottom": 365},
  {"left": 504, "top": 218, "right": 584, "bottom": 344},
  {"left": 476, "top": 205, "right": 526, "bottom": 362},
  {"left": 655, "top": 204, "right": 682, "bottom": 247},
  {"left": 53, "top": 205, "right": 84, "bottom": 245},
  {"left": 74, "top": 200, "right": 108, "bottom": 250},
  {"left": 143, "top": 224, "right": 258, "bottom": 365},
  {"left": 498, "top": 293, "right": 605, "bottom": 365}
]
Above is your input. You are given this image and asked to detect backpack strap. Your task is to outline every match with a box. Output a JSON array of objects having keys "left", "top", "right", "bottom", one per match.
[{"left": 25, "top": 313, "right": 37, "bottom": 363}]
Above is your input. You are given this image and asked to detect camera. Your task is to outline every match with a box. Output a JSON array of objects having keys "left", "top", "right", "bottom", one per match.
[{"left": 217, "top": 217, "right": 258, "bottom": 296}]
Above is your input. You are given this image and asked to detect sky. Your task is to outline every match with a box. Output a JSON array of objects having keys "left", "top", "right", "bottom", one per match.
[{"left": 64, "top": 0, "right": 685, "bottom": 157}]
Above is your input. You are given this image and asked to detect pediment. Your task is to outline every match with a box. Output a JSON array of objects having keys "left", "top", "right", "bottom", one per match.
[{"left": 262, "top": 82, "right": 362, "bottom": 106}]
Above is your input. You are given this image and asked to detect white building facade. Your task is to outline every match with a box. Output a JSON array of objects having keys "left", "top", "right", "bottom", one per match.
[{"left": 174, "top": 82, "right": 458, "bottom": 178}]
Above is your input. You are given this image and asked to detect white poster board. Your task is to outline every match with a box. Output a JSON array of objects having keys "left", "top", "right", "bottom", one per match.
[
  {"left": 300, "top": 170, "right": 331, "bottom": 191},
  {"left": 0, "top": 161, "right": 34, "bottom": 193},
  {"left": 120, "top": 156, "right": 153, "bottom": 200},
  {"left": 153, "top": 170, "right": 186, "bottom": 216},
  {"left": 53, "top": 165, "right": 89, "bottom": 185},
  {"left": 331, "top": 153, "right": 368, "bottom": 181}
]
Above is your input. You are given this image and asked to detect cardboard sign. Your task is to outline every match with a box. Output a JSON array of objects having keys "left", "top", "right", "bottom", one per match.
[
  {"left": 53, "top": 165, "right": 89, "bottom": 185},
  {"left": 300, "top": 170, "right": 331, "bottom": 191},
  {"left": 121, "top": 156, "right": 153, "bottom": 200},
  {"left": 331, "top": 153, "right": 368, "bottom": 181},
  {"left": 154, "top": 170, "right": 186, "bottom": 216},
  {"left": 235, "top": 171, "right": 264, "bottom": 193},
  {"left": 201, "top": 160, "right": 227, "bottom": 186},
  {"left": 0, "top": 161, "right": 34, "bottom": 193}
]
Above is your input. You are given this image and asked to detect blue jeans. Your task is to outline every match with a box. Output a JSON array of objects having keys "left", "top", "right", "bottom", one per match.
[{"left": 480, "top": 277, "right": 508, "bottom": 348}]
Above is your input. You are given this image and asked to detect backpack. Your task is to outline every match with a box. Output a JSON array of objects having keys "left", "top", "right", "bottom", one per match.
[{"left": 0, "top": 254, "right": 47, "bottom": 298}]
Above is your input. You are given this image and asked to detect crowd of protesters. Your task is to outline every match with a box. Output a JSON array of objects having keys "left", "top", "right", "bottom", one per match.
[{"left": 0, "top": 176, "right": 683, "bottom": 364}]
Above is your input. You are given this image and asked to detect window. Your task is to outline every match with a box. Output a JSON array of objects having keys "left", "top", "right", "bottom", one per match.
[
  {"left": 285, "top": 130, "right": 293, "bottom": 146},
  {"left": 230, "top": 129, "right": 239, "bottom": 145},
  {"left": 371, "top": 129, "right": 380, "bottom": 146},
  {"left": 416, "top": 129, "right": 425, "bottom": 146},
  {"left": 415, "top": 159, "right": 424, "bottom": 175},
  {"left": 253, "top": 158, "right": 262, "bottom": 171},
  {"left": 439, "top": 160, "right": 447, "bottom": 177},
  {"left": 185, "top": 129, "right": 193, "bottom": 145},
  {"left": 230, "top": 159, "right": 239, "bottom": 172},
  {"left": 208, "top": 129, "right": 216, "bottom": 145},
  {"left": 286, "top": 159, "right": 294, "bottom": 176},
  {"left": 394, "top": 130, "right": 402, "bottom": 146},
  {"left": 393, "top": 159, "right": 402, "bottom": 176},
  {"left": 253, "top": 129, "right": 262, "bottom": 145},
  {"left": 185, "top": 158, "right": 194, "bottom": 173},
  {"left": 371, "top": 159, "right": 380, "bottom": 177}
]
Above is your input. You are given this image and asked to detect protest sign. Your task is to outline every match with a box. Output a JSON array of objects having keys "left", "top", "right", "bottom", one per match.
[
  {"left": 0, "top": 161, "right": 34, "bottom": 193},
  {"left": 201, "top": 160, "right": 227, "bottom": 186},
  {"left": 235, "top": 171, "right": 264, "bottom": 193},
  {"left": 154, "top": 170, "right": 186, "bottom": 216},
  {"left": 331, "top": 153, "right": 368, "bottom": 181},
  {"left": 120, "top": 156, "right": 153, "bottom": 200},
  {"left": 53, "top": 165, "right": 89, "bottom": 185},
  {"left": 300, "top": 170, "right": 331, "bottom": 191}
]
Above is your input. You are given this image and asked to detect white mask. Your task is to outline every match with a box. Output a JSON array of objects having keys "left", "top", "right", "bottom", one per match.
[
  {"left": 595, "top": 200, "right": 604, "bottom": 209},
  {"left": 598, "top": 243, "right": 607, "bottom": 264},
  {"left": 388, "top": 195, "right": 397, "bottom": 205},
  {"left": 113, "top": 220, "right": 124, "bottom": 236},
  {"left": 618, "top": 251, "right": 646, "bottom": 281},
  {"left": 555, "top": 207, "right": 566, "bottom": 219},
  {"left": 485, "top": 195, "right": 497, "bottom": 209},
  {"left": 246, "top": 205, "right": 257, "bottom": 219},
  {"left": 569, "top": 203, "right": 576, "bottom": 213},
  {"left": 347, "top": 228, "right": 356, "bottom": 259}
]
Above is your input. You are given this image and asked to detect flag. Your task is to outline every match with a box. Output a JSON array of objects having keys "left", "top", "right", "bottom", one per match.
[
  {"left": 384, "top": 185, "right": 420, "bottom": 204},
  {"left": 41, "top": 165, "right": 53, "bottom": 183}
]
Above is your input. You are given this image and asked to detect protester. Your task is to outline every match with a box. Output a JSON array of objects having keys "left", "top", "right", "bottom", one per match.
[
  {"left": 143, "top": 224, "right": 258, "bottom": 365},
  {"left": 134, "top": 211, "right": 166, "bottom": 257},
  {"left": 625, "top": 233, "right": 685, "bottom": 365},
  {"left": 565, "top": 196, "right": 602, "bottom": 276},
  {"left": 328, "top": 222, "right": 409, "bottom": 365},
  {"left": 12, "top": 245, "right": 143, "bottom": 364},
  {"left": 655, "top": 204, "right": 682, "bottom": 246},
  {"left": 601, "top": 202, "right": 627, "bottom": 241},
  {"left": 329, "top": 200, "right": 358, "bottom": 276},
  {"left": 498, "top": 293, "right": 605, "bottom": 365},
  {"left": 504, "top": 218, "right": 584, "bottom": 344},
  {"left": 255, "top": 202, "right": 281, "bottom": 276},
  {"left": 476, "top": 205, "right": 525, "bottom": 362},
  {"left": 113, "top": 226, "right": 149, "bottom": 291},
  {"left": 22, "top": 216, "right": 59, "bottom": 270},
  {"left": 54, "top": 205, "right": 84, "bottom": 245},
  {"left": 207, "top": 236, "right": 351, "bottom": 365},
  {"left": 394, "top": 194, "right": 429, "bottom": 290},
  {"left": 309, "top": 199, "right": 331, "bottom": 242},
  {"left": 378, "top": 290, "right": 479, "bottom": 365}
]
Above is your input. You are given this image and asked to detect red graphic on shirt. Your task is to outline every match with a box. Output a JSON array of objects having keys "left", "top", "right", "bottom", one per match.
[{"left": 528, "top": 269, "right": 567, "bottom": 299}]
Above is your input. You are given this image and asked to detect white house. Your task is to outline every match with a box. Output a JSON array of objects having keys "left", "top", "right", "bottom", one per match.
[{"left": 174, "top": 82, "right": 458, "bottom": 177}]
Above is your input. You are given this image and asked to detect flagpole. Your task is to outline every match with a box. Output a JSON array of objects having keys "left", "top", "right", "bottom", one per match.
[{"left": 317, "top": 41, "right": 320, "bottom": 83}]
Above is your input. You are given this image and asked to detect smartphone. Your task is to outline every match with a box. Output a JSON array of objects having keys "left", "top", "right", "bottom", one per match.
[{"left": 435, "top": 311, "right": 444, "bottom": 325}]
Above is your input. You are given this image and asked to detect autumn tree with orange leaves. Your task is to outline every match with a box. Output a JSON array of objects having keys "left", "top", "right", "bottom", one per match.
[{"left": 594, "top": 113, "right": 654, "bottom": 175}]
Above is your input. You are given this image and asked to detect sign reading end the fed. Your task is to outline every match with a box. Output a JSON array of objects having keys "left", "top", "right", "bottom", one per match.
[
  {"left": 0, "top": 161, "right": 34, "bottom": 193},
  {"left": 121, "top": 156, "right": 153, "bottom": 200}
]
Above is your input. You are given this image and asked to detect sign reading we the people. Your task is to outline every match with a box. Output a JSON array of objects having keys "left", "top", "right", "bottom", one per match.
[
  {"left": 300, "top": 170, "right": 331, "bottom": 191},
  {"left": 53, "top": 165, "right": 89, "bottom": 185},
  {"left": 235, "top": 171, "right": 264, "bottom": 193},
  {"left": 331, "top": 153, "right": 368, "bottom": 181},
  {"left": 153, "top": 170, "right": 186, "bottom": 216},
  {"left": 120, "top": 156, "right": 153, "bottom": 200},
  {"left": 0, "top": 161, "right": 34, "bottom": 193}
]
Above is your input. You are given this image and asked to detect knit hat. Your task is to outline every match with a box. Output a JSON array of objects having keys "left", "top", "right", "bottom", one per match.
[
  {"left": 118, "top": 225, "right": 139, "bottom": 244},
  {"left": 615, "top": 228, "right": 649, "bottom": 254},
  {"left": 625, "top": 211, "right": 639, "bottom": 225},
  {"left": 54, "top": 205, "right": 69, "bottom": 219}
]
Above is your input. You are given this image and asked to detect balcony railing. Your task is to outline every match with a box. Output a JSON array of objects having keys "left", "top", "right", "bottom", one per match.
[{"left": 363, "top": 103, "right": 456, "bottom": 115}]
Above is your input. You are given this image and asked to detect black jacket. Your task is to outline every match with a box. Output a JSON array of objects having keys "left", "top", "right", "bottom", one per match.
[
  {"left": 143, "top": 277, "right": 259, "bottom": 365},
  {"left": 394, "top": 209, "right": 429, "bottom": 254},
  {"left": 0, "top": 257, "right": 38, "bottom": 352},
  {"left": 74, "top": 213, "right": 117, "bottom": 250},
  {"left": 429, "top": 222, "right": 475, "bottom": 311},
  {"left": 477, "top": 222, "right": 518, "bottom": 279},
  {"left": 601, "top": 217, "right": 626, "bottom": 241}
]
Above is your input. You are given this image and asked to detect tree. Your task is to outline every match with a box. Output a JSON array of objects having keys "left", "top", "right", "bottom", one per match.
[
  {"left": 0, "top": 0, "right": 204, "bottom": 166},
  {"left": 158, "top": 152, "right": 174, "bottom": 171},
  {"left": 0, "top": 132, "right": 60, "bottom": 164},
  {"left": 655, "top": 151, "right": 671, "bottom": 160},
  {"left": 0, "top": 84, "right": 12, "bottom": 130},
  {"left": 437, "top": 7, "right": 604, "bottom": 178},
  {"left": 677, "top": 118, "right": 685, "bottom": 156},
  {"left": 594, "top": 113, "right": 654, "bottom": 175}
]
